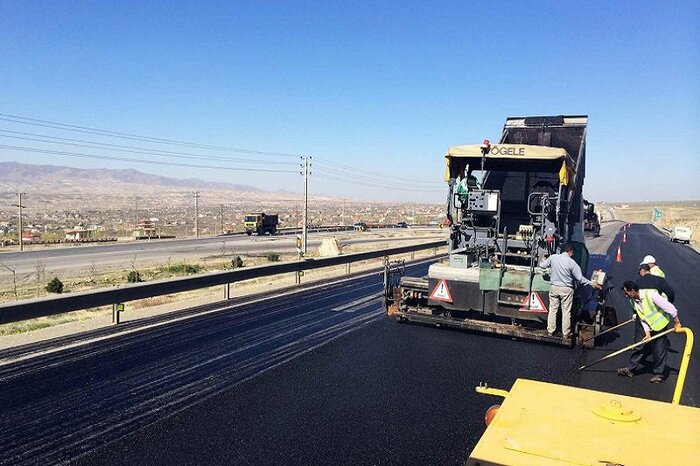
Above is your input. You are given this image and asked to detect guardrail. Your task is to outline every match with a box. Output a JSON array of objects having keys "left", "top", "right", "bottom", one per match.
[
  {"left": 219, "top": 223, "right": 434, "bottom": 237},
  {"left": 0, "top": 240, "right": 445, "bottom": 325}
]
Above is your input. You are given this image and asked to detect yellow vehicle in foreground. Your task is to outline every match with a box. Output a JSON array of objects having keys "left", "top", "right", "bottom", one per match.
[{"left": 468, "top": 328, "right": 698, "bottom": 465}]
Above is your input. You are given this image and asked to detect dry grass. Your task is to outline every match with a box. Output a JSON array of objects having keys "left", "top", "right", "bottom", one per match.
[
  {"left": 131, "top": 296, "right": 176, "bottom": 309},
  {"left": 0, "top": 306, "right": 110, "bottom": 337}
]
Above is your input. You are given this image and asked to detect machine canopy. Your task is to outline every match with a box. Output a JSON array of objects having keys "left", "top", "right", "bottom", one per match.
[{"left": 444, "top": 144, "right": 575, "bottom": 185}]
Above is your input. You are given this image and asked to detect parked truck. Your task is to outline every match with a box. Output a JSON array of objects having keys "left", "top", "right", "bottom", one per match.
[
  {"left": 244, "top": 212, "right": 278, "bottom": 236},
  {"left": 670, "top": 226, "right": 692, "bottom": 244},
  {"left": 583, "top": 199, "right": 601, "bottom": 236},
  {"left": 384, "top": 115, "right": 612, "bottom": 346}
]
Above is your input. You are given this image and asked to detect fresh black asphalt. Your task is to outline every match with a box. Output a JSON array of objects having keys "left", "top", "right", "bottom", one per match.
[{"left": 1, "top": 223, "right": 697, "bottom": 465}]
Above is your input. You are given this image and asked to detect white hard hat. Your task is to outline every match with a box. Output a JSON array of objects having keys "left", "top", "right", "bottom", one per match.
[{"left": 640, "top": 255, "right": 656, "bottom": 265}]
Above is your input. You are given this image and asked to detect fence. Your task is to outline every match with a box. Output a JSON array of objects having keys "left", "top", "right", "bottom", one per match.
[{"left": 0, "top": 240, "right": 445, "bottom": 325}]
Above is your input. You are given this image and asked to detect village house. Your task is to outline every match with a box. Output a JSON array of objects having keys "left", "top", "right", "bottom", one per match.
[{"left": 65, "top": 225, "right": 90, "bottom": 241}]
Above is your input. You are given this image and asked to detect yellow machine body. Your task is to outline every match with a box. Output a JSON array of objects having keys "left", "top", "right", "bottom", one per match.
[
  {"left": 468, "top": 328, "right": 698, "bottom": 465},
  {"left": 468, "top": 379, "right": 700, "bottom": 465}
]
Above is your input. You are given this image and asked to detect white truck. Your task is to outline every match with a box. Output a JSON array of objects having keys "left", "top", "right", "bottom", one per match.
[{"left": 670, "top": 226, "right": 692, "bottom": 244}]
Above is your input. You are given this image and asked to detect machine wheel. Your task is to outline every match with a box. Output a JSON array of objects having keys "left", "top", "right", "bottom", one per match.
[{"left": 246, "top": 231, "right": 252, "bottom": 236}]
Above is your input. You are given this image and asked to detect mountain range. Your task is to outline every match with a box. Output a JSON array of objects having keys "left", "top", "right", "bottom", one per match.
[{"left": 0, "top": 161, "right": 265, "bottom": 193}]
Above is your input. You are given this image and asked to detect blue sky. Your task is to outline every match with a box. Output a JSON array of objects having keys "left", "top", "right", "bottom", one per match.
[{"left": 0, "top": 1, "right": 698, "bottom": 202}]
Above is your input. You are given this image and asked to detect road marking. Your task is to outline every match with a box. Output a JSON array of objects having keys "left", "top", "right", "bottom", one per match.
[{"left": 331, "top": 293, "right": 382, "bottom": 312}]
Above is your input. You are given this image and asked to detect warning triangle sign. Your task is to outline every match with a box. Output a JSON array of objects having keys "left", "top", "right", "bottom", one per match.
[
  {"left": 429, "top": 279, "right": 453, "bottom": 303},
  {"left": 519, "top": 292, "right": 548, "bottom": 313}
]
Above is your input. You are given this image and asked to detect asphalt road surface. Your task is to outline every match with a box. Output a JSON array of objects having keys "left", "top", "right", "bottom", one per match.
[
  {"left": 0, "top": 222, "right": 697, "bottom": 465},
  {"left": 0, "top": 231, "right": 439, "bottom": 278},
  {"left": 578, "top": 223, "right": 700, "bottom": 406}
]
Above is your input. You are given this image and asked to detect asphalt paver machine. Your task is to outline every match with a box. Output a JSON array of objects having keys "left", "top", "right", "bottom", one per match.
[{"left": 385, "top": 115, "right": 609, "bottom": 345}]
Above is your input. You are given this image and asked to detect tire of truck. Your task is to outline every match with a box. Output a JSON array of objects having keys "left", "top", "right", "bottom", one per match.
[
  {"left": 271, "top": 226, "right": 277, "bottom": 235},
  {"left": 246, "top": 230, "right": 252, "bottom": 236}
]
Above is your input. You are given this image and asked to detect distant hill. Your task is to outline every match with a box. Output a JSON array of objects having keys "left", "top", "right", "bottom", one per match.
[
  {"left": 0, "top": 161, "right": 264, "bottom": 193},
  {"left": 0, "top": 161, "right": 315, "bottom": 210}
]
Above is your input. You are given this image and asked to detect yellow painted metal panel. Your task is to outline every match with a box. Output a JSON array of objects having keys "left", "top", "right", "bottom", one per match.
[
  {"left": 467, "top": 379, "right": 700, "bottom": 465},
  {"left": 446, "top": 144, "right": 568, "bottom": 160}
]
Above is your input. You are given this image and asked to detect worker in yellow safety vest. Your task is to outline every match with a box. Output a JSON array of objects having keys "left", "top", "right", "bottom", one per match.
[
  {"left": 617, "top": 280, "right": 681, "bottom": 383},
  {"left": 639, "top": 254, "right": 665, "bottom": 278}
]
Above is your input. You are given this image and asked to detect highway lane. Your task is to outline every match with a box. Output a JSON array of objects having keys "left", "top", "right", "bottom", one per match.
[
  {"left": 3, "top": 222, "right": 697, "bottom": 465},
  {"left": 0, "top": 261, "right": 434, "bottom": 466},
  {"left": 0, "top": 232, "right": 440, "bottom": 278},
  {"left": 578, "top": 223, "right": 700, "bottom": 405}
]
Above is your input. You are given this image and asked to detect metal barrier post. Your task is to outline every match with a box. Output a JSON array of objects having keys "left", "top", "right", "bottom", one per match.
[
  {"left": 411, "top": 251, "right": 415, "bottom": 260},
  {"left": 346, "top": 263, "right": 350, "bottom": 274},
  {"left": 113, "top": 303, "right": 124, "bottom": 324},
  {"left": 224, "top": 283, "right": 231, "bottom": 300}
]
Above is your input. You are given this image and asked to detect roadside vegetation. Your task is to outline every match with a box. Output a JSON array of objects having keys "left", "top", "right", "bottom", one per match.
[{"left": 0, "top": 236, "right": 446, "bottom": 338}]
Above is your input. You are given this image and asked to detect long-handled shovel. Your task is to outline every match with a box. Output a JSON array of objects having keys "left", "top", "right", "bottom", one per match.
[
  {"left": 578, "top": 317, "right": 635, "bottom": 346},
  {"left": 578, "top": 328, "right": 676, "bottom": 371}
]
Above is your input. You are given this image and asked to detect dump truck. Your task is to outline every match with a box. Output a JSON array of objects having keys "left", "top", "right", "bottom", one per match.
[
  {"left": 384, "top": 115, "right": 611, "bottom": 346},
  {"left": 244, "top": 212, "right": 278, "bottom": 236},
  {"left": 583, "top": 199, "right": 600, "bottom": 236}
]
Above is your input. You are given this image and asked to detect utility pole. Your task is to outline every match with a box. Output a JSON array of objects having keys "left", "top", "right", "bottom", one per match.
[
  {"left": 12, "top": 193, "right": 26, "bottom": 251},
  {"left": 301, "top": 156, "right": 311, "bottom": 256},
  {"left": 194, "top": 191, "right": 200, "bottom": 238},
  {"left": 342, "top": 198, "right": 346, "bottom": 226},
  {"left": 219, "top": 204, "right": 224, "bottom": 235}
]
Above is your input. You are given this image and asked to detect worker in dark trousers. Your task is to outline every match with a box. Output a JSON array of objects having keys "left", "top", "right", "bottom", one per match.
[
  {"left": 625, "top": 264, "right": 676, "bottom": 373},
  {"left": 540, "top": 243, "right": 602, "bottom": 338},
  {"left": 617, "top": 281, "right": 682, "bottom": 383}
]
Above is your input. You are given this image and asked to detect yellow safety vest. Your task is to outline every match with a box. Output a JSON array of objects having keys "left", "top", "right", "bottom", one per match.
[
  {"left": 632, "top": 289, "right": 671, "bottom": 331},
  {"left": 650, "top": 266, "right": 665, "bottom": 278}
]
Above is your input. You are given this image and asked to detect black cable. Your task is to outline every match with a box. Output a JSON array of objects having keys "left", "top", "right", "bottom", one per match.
[
  {"left": 314, "top": 171, "right": 443, "bottom": 193},
  {"left": 314, "top": 157, "right": 444, "bottom": 186},
  {"left": 0, "top": 113, "right": 301, "bottom": 157},
  {"left": 313, "top": 166, "right": 443, "bottom": 192},
  {"left": 0, "top": 144, "right": 299, "bottom": 174},
  {"left": 0, "top": 131, "right": 298, "bottom": 166}
]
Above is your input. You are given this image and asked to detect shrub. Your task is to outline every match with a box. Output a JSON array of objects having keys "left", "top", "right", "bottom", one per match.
[
  {"left": 167, "top": 263, "right": 202, "bottom": 275},
  {"left": 45, "top": 277, "right": 64, "bottom": 294},
  {"left": 266, "top": 252, "right": 280, "bottom": 262},
  {"left": 231, "top": 256, "right": 244, "bottom": 268},
  {"left": 127, "top": 270, "right": 142, "bottom": 283}
]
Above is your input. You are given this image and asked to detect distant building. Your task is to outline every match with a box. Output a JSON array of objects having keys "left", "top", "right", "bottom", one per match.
[
  {"left": 133, "top": 218, "right": 158, "bottom": 238},
  {"left": 22, "top": 232, "right": 41, "bottom": 243},
  {"left": 65, "top": 225, "right": 89, "bottom": 241}
]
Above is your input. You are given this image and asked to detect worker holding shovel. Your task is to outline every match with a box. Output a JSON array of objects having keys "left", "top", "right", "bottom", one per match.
[{"left": 617, "top": 281, "right": 682, "bottom": 383}]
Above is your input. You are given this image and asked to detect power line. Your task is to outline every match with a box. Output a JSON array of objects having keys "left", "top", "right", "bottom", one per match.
[
  {"left": 314, "top": 157, "right": 444, "bottom": 186},
  {"left": 0, "top": 129, "right": 298, "bottom": 166},
  {"left": 0, "top": 113, "right": 302, "bottom": 157},
  {"left": 313, "top": 166, "right": 444, "bottom": 192},
  {"left": 313, "top": 164, "right": 443, "bottom": 189},
  {"left": 0, "top": 113, "right": 445, "bottom": 189},
  {"left": 0, "top": 144, "right": 299, "bottom": 174},
  {"left": 314, "top": 171, "right": 444, "bottom": 193}
]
